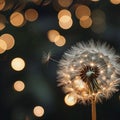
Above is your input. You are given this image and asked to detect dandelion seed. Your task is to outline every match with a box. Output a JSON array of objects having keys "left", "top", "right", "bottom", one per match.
[
  {"left": 42, "top": 52, "right": 51, "bottom": 63},
  {"left": 42, "top": 51, "right": 58, "bottom": 63}
]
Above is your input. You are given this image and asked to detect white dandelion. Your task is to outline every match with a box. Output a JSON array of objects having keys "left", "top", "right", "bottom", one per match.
[{"left": 57, "top": 40, "right": 120, "bottom": 120}]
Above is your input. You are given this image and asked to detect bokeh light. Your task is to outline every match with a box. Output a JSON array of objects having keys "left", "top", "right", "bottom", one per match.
[
  {"left": 58, "top": 9, "right": 71, "bottom": 19},
  {"left": 79, "top": 17, "right": 92, "bottom": 28},
  {"left": 10, "top": 11, "right": 25, "bottom": 27},
  {"left": 59, "top": 15, "right": 73, "bottom": 29},
  {"left": 0, "top": 22, "right": 5, "bottom": 30},
  {"left": 25, "top": 8, "right": 39, "bottom": 22},
  {"left": 75, "top": 5, "right": 91, "bottom": 20},
  {"left": 58, "top": 0, "right": 73, "bottom": 8},
  {"left": 31, "top": 0, "right": 43, "bottom": 5},
  {"left": 33, "top": 106, "right": 44, "bottom": 117},
  {"left": 0, "top": 33, "right": 15, "bottom": 50},
  {"left": 0, "top": 14, "right": 6, "bottom": 30},
  {"left": 13, "top": 80, "right": 25, "bottom": 92},
  {"left": 11, "top": 57, "right": 25, "bottom": 71},
  {"left": 0, "top": 38, "right": 7, "bottom": 54},
  {"left": 54, "top": 35, "right": 66, "bottom": 47},
  {"left": 0, "top": 0, "right": 5, "bottom": 11},
  {"left": 47, "top": 29, "right": 60, "bottom": 42},
  {"left": 110, "top": 0, "right": 120, "bottom": 4},
  {"left": 64, "top": 93, "right": 77, "bottom": 106}
]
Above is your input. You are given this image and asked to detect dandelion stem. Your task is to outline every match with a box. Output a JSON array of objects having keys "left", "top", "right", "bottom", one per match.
[{"left": 91, "top": 97, "right": 96, "bottom": 120}]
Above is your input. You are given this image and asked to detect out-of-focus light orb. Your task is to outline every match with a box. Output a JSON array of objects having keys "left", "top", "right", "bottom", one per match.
[
  {"left": 33, "top": 106, "right": 44, "bottom": 117},
  {"left": 25, "top": 8, "right": 38, "bottom": 22},
  {"left": 54, "top": 35, "right": 66, "bottom": 47},
  {"left": 59, "top": 17, "right": 73, "bottom": 29},
  {"left": 110, "top": 0, "right": 120, "bottom": 4},
  {"left": 80, "top": 17, "right": 92, "bottom": 28},
  {"left": 59, "top": 15, "right": 71, "bottom": 23},
  {"left": 58, "top": 0, "right": 73, "bottom": 8},
  {"left": 0, "top": 22, "right": 5, "bottom": 30},
  {"left": 31, "top": 0, "right": 42, "bottom": 5},
  {"left": 0, "top": 0, "right": 5, "bottom": 11},
  {"left": 75, "top": 5, "right": 91, "bottom": 20},
  {"left": 0, "top": 33, "right": 15, "bottom": 50},
  {"left": 58, "top": 9, "right": 71, "bottom": 19},
  {"left": 10, "top": 11, "right": 25, "bottom": 27},
  {"left": 2, "top": 0, "right": 14, "bottom": 11},
  {"left": 47, "top": 29, "right": 60, "bottom": 42},
  {"left": 64, "top": 93, "right": 77, "bottom": 106},
  {"left": 0, "top": 14, "right": 6, "bottom": 30},
  {"left": 11, "top": 57, "right": 25, "bottom": 71},
  {"left": 0, "top": 39, "right": 7, "bottom": 54},
  {"left": 13, "top": 80, "right": 25, "bottom": 92}
]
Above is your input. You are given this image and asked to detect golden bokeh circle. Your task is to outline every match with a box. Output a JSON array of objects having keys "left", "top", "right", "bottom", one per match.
[
  {"left": 0, "top": 39, "right": 7, "bottom": 54},
  {"left": 47, "top": 29, "right": 60, "bottom": 42},
  {"left": 33, "top": 106, "right": 44, "bottom": 117},
  {"left": 0, "top": 33, "right": 15, "bottom": 50},
  {"left": 58, "top": 9, "right": 71, "bottom": 19},
  {"left": 0, "top": 0, "right": 5, "bottom": 11},
  {"left": 13, "top": 80, "right": 25, "bottom": 92},
  {"left": 54, "top": 35, "right": 66, "bottom": 47},
  {"left": 25, "top": 8, "right": 39, "bottom": 22},
  {"left": 11, "top": 57, "right": 25, "bottom": 71},
  {"left": 75, "top": 5, "right": 91, "bottom": 20},
  {"left": 10, "top": 11, "right": 25, "bottom": 27}
]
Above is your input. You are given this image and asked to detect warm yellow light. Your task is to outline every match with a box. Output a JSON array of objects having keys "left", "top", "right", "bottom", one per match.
[
  {"left": 31, "top": 0, "right": 42, "bottom": 5},
  {"left": 25, "top": 8, "right": 38, "bottom": 22},
  {"left": 58, "top": 0, "right": 73, "bottom": 8},
  {"left": 0, "top": 0, "right": 5, "bottom": 11},
  {"left": 47, "top": 29, "right": 60, "bottom": 42},
  {"left": 73, "top": 79, "right": 86, "bottom": 90},
  {"left": 0, "top": 39, "right": 7, "bottom": 54},
  {"left": 13, "top": 80, "right": 25, "bottom": 92},
  {"left": 81, "top": 91, "right": 88, "bottom": 97},
  {"left": 75, "top": 5, "right": 91, "bottom": 20},
  {"left": 33, "top": 106, "right": 44, "bottom": 117},
  {"left": 0, "top": 33, "right": 15, "bottom": 50},
  {"left": 110, "top": 0, "right": 120, "bottom": 4},
  {"left": 90, "top": 62, "right": 95, "bottom": 67},
  {"left": 80, "top": 17, "right": 92, "bottom": 28},
  {"left": 54, "top": 35, "right": 66, "bottom": 47},
  {"left": 0, "top": 23, "right": 5, "bottom": 30},
  {"left": 10, "top": 11, "right": 25, "bottom": 27},
  {"left": 64, "top": 93, "right": 77, "bottom": 106},
  {"left": 58, "top": 9, "right": 71, "bottom": 19},
  {"left": 11, "top": 57, "right": 25, "bottom": 71},
  {"left": 59, "top": 15, "right": 71, "bottom": 23},
  {"left": 0, "top": 14, "right": 6, "bottom": 30},
  {"left": 59, "top": 17, "right": 73, "bottom": 29}
]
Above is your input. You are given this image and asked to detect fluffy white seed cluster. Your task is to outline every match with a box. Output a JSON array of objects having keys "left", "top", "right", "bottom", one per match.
[{"left": 57, "top": 40, "right": 120, "bottom": 104}]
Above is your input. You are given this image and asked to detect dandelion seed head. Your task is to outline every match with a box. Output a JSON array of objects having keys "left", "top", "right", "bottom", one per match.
[{"left": 57, "top": 40, "right": 120, "bottom": 104}]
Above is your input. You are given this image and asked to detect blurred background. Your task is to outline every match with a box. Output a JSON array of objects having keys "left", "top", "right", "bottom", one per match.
[{"left": 0, "top": 0, "right": 120, "bottom": 120}]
